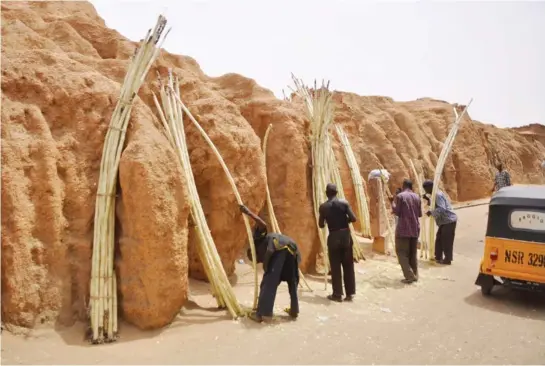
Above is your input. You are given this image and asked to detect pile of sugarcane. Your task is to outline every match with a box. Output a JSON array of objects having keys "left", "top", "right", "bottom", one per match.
[
  {"left": 427, "top": 99, "right": 473, "bottom": 260},
  {"left": 153, "top": 71, "right": 245, "bottom": 317},
  {"left": 262, "top": 124, "right": 313, "bottom": 291},
  {"left": 289, "top": 75, "right": 334, "bottom": 288},
  {"left": 377, "top": 174, "right": 395, "bottom": 255},
  {"left": 409, "top": 159, "right": 429, "bottom": 258},
  {"left": 327, "top": 141, "right": 366, "bottom": 262},
  {"left": 89, "top": 15, "right": 170, "bottom": 343},
  {"left": 335, "top": 124, "right": 371, "bottom": 238},
  {"left": 168, "top": 83, "right": 259, "bottom": 309}
]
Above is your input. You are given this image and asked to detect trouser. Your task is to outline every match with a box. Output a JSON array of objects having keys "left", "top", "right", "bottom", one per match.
[
  {"left": 395, "top": 237, "right": 418, "bottom": 281},
  {"left": 435, "top": 221, "right": 457, "bottom": 262},
  {"left": 327, "top": 229, "right": 355, "bottom": 298},
  {"left": 256, "top": 250, "right": 299, "bottom": 317}
]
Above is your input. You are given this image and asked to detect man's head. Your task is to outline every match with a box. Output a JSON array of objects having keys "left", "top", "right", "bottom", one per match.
[
  {"left": 325, "top": 183, "right": 338, "bottom": 199},
  {"left": 402, "top": 178, "right": 413, "bottom": 191},
  {"left": 496, "top": 163, "right": 503, "bottom": 172},
  {"left": 423, "top": 179, "right": 433, "bottom": 194},
  {"left": 247, "top": 226, "right": 268, "bottom": 262}
]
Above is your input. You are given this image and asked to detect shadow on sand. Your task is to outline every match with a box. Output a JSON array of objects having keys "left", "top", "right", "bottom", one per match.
[
  {"left": 464, "top": 287, "right": 545, "bottom": 321},
  {"left": 53, "top": 299, "right": 235, "bottom": 347}
]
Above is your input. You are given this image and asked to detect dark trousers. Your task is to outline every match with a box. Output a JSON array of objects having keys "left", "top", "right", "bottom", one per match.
[
  {"left": 327, "top": 230, "right": 355, "bottom": 298},
  {"left": 395, "top": 237, "right": 418, "bottom": 281},
  {"left": 435, "top": 221, "right": 457, "bottom": 262},
  {"left": 256, "top": 250, "right": 299, "bottom": 317}
]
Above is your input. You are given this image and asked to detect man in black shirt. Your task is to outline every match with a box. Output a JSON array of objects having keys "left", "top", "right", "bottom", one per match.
[
  {"left": 318, "top": 183, "right": 358, "bottom": 302},
  {"left": 240, "top": 205, "right": 301, "bottom": 323}
]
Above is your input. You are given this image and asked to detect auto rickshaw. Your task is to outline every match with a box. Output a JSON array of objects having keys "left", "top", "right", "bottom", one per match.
[{"left": 475, "top": 185, "right": 545, "bottom": 295}]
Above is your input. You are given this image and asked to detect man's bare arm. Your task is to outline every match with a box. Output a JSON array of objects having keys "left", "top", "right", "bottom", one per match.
[
  {"left": 240, "top": 205, "right": 267, "bottom": 228},
  {"left": 318, "top": 204, "right": 326, "bottom": 228},
  {"left": 345, "top": 201, "right": 357, "bottom": 223}
]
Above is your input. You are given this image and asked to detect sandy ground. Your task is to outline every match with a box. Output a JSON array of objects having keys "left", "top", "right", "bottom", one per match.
[{"left": 2, "top": 201, "right": 545, "bottom": 365}]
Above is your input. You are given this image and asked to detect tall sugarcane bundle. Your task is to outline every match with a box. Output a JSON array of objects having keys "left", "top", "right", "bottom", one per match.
[
  {"left": 427, "top": 100, "right": 473, "bottom": 260},
  {"left": 262, "top": 124, "right": 312, "bottom": 292},
  {"left": 168, "top": 90, "right": 259, "bottom": 310},
  {"left": 327, "top": 137, "right": 366, "bottom": 262},
  {"left": 289, "top": 74, "right": 334, "bottom": 289},
  {"left": 335, "top": 124, "right": 371, "bottom": 238},
  {"left": 89, "top": 15, "right": 170, "bottom": 343},
  {"left": 153, "top": 71, "right": 244, "bottom": 317},
  {"left": 409, "top": 159, "right": 429, "bottom": 258},
  {"left": 377, "top": 175, "right": 395, "bottom": 255}
]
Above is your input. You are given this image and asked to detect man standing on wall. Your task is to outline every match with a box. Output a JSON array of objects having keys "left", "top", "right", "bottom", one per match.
[
  {"left": 319, "top": 183, "right": 357, "bottom": 302},
  {"left": 391, "top": 179, "right": 421, "bottom": 284},
  {"left": 492, "top": 163, "right": 512, "bottom": 193},
  {"left": 422, "top": 180, "right": 458, "bottom": 265}
]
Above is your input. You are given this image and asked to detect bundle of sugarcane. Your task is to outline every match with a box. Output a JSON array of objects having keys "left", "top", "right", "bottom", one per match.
[
  {"left": 409, "top": 159, "right": 429, "bottom": 258},
  {"left": 89, "top": 15, "right": 170, "bottom": 343},
  {"left": 153, "top": 71, "right": 244, "bottom": 318},
  {"left": 377, "top": 175, "right": 395, "bottom": 255},
  {"left": 289, "top": 74, "right": 334, "bottom": 289},
  {"left": 168, "top": 89, "right": 259, "bottom": 310},
  {"left": 327, "top": 137, "right": 366, "bottom": 262},
  {"left": 262, "top": 124, "right": 312, "bottom": 292},
  {"left": 427, "top": 99, "right": 473, "bottom": 260},
  {"left": 335, "top": 124, "right": 371, "bottom": 238}
]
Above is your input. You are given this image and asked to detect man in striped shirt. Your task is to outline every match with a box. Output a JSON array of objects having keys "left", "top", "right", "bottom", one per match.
[
  {"left": 423, "top": 180, "right": 457, "bottom": 265},
  {"left": 492, "top": 163, "right": 511, "bottom": 193},
  {"left": 391, "top": 179, "right": 421, "bottom": 283}
]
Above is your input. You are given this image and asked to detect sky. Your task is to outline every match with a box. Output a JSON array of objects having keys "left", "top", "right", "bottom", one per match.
[{"left": 90, "top": 0, "right": 545, "bottom": 128}]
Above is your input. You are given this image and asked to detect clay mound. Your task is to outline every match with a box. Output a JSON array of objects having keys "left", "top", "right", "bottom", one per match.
[
  {"left": 1, "top": 1, "right": 265, "bottom": 331},
  {"left": 512, "top": 124, "right": 545, "bottom": 147},
  {"left": 2, "top": 0, "right": 544, "bottom": 333}
]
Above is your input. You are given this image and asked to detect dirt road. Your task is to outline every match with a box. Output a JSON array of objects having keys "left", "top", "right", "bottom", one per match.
[{"left": 2, "top": 203, "right": 544, "bottom": 365}]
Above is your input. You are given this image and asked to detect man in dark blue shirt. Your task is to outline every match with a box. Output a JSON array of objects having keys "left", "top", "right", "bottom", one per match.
[{"left": 240, "top": 205, "right": 301, "bottom": 323}]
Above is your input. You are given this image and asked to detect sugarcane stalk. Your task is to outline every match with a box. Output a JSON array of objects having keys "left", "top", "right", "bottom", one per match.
[
  {"left": 262, "top": 124, "right": 313, "bottom": 292},
  {"left": 428, "top": 100, "right": 473, "bottom": 260},
  {"left": 327, "top": 135, "right": 366, "bottom": 261},
  {"left": 154, "top": 72, "right": 245, "bottom": 317},
  {"left": 168, "top": 90, "right": 259, "bottom": 310},
  {"left": 335, "top": 124, "right": 371, "bottom": 238},
  {"left": 289, "top": 75, "right": 333, "bottom": 290},
  {"left": 90, "top": 15, "right": 169, "bottom": 344}
]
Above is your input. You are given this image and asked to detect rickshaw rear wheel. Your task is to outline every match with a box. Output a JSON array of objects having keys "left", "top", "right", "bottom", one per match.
[{"left": 480, "top": 275, "right": 495, "bottom": 296}]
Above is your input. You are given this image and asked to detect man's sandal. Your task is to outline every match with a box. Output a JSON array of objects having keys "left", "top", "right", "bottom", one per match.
[
  {"left": 283, "top": 307, "right": 298, "bottom": 319},
  {"left": 248, "top": 311, "right": 264, "bottom": 323}
]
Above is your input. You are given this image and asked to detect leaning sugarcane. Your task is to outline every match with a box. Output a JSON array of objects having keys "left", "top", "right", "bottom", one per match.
[
  {"left": 153, "top": 71, "right": 244, "bottom": 318},
  {"left": 426, "top": 100, "right": 473, "bottom": 261},
  {"left": 89, "top": 15, "right": 169, "bottom": 344},
  {"left": 335, "top": 125, "right": 372, "bottom": 238},
  {"left": 168, "top": 88, "right": 259, "bottom": 310},
  {"left": 327, "top": 136, "right": 366, "bottom": 262},
  {"left": 289, "top": 75, "right": 334, "bottom": 289},
  {"left": 262, "top": 124, "right": 313, "bottom": 292}
]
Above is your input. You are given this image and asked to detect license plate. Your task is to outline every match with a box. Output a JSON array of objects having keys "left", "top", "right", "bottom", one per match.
[{"left": 504, "top": 250, "right": 545, "bottom": 268}]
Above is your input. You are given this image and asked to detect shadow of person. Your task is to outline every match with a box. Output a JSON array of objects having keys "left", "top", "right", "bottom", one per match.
[
  {"left": 464, "top": 287, "right": 545, "bottom": 322},
  {"left": 298, "top": 293, "right": 333, "bottom": 306}
]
